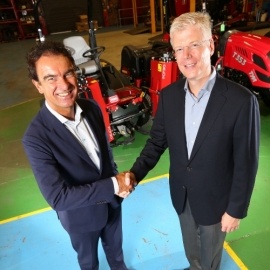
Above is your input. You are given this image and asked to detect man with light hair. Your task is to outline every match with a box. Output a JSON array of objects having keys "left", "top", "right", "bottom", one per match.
[{"left": 127, "top": 12, "right": 260, "bottom": 270}]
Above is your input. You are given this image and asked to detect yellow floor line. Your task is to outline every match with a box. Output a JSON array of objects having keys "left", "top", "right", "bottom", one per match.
[
  {"left": 0, "top": 97, "right": 41, "bottom": 112},
  {"left": 0, "top": 174, "right": 248, "bottom": 269},
  {"left": 224, "top": 241, "right": 248, "bottom": 270},
  {"left": 0, "top": 175, "right": 169, "bottom": 225},
  {"left": 139, "top": 173, "right": 169, "bottom": 184},
  {"left": 0, "top": 207, "right": 51, "bottom": 225},
  {"left": 141, "top": 174, "right": 249, "bottom": 269}
]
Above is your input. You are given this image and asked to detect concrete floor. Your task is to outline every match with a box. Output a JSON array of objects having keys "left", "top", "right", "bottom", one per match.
[{"left": 0, "top": 26, "right": 270, "bottom": 270}]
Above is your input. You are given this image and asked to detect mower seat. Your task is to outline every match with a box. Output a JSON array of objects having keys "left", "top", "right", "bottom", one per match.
[{"left": 63, "top": 36, "right": 98, "bottom": 74}]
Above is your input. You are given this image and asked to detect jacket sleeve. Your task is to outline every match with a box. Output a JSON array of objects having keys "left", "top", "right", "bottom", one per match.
[
  {"left": 226, "top": 93, "right": 260, "bottom": 218},
  {"left": 130, "top": 91, "right": 168, "bottom": 181},
  {"left": 22, "top": 111, "right": 116, "bottom": 212}
]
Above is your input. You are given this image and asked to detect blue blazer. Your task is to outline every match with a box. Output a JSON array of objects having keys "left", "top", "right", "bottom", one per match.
[
  {"left": 23, "top": 98, "right": 121, "bottom": 233},
  {"left": 131, "top": 74, "right": 260, "bottom": 225}
]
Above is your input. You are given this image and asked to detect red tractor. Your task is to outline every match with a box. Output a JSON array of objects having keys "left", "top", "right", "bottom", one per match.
[{"left": 215, "top": 30, "right": 270, "bottom": 107}]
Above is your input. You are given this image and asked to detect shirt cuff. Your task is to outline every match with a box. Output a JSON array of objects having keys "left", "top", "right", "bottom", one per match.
[{"left": 111, "top": 177, "right": 119, "bottom": 194}]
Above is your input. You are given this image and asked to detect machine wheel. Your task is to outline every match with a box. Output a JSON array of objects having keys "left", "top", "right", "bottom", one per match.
[
  {"left": 110, "top": 126, "right": 135, "bottom": 147},
  {"left": 224, "top": 68, "right": 270, "bottom": 106},
  {"left": 137, "top": 93, "right": 152, "bottom": 134},
  {"left": 260, "top": 89, "right": 270, "bottom": 107},
  {"left": 224, "top": 68, "right": 252, "bottom": 90}
]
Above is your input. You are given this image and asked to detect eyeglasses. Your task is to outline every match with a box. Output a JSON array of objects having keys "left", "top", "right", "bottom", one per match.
[{"left": 173, "top": 39, "right": 212, "bottom": 56}]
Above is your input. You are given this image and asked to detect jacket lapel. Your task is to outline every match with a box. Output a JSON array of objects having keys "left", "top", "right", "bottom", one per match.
[
  {"left": 178, "top": 82, "right": 189, "bottom": 158},
  {"left": 40, "top": 106, "right": 100, "bottom": 171},
  {"left": 189, "top": 75, "right": 228, "bottom": 162},
  {"left": 81, "top": 111, "right": 105, "bottom": 170}
]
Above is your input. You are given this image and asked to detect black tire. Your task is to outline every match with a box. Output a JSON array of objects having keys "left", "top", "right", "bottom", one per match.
[{"left": 137, "top": 94, "right": 152, "bottom": 131}]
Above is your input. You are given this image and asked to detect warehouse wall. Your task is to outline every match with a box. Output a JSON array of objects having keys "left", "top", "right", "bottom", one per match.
[{"left": 42, "top": 0, "right": 88, "bottom": 33}]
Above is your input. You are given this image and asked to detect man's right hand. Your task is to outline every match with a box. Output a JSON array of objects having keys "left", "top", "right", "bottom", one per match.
[{"left": 115, "top": 171, "right": 137, "bottom": 197}]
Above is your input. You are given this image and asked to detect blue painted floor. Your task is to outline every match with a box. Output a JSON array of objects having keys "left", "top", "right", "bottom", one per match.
[{"left": 0, "top": 177, "right": 241, "bottom": 270}]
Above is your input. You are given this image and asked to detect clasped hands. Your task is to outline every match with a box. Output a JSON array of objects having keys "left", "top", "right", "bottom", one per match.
[{"left": 115, "top": 171, "right": 137, "bottom": 198}]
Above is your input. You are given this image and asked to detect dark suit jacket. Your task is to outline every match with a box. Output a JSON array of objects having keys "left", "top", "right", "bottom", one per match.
[
  {"left": 131, "top": 74, "right": 260, "bottom": 226},
  {"left": 23, "top": 98, "right": 121, "bottom": 233}
]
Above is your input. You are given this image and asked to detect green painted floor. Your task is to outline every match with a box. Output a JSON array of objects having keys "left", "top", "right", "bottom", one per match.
[{"left": 0, "top": 28, "right": 270, "bottom": 269}]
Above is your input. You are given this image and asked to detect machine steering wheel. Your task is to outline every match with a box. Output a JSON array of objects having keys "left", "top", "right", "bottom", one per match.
[{"left": 82, "top": 46, "right": 105, "bottom": 60}]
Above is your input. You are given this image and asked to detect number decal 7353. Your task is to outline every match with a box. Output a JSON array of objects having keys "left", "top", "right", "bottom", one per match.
[{"left": 232, "top": 52, "right": 247, "bottom": 65}]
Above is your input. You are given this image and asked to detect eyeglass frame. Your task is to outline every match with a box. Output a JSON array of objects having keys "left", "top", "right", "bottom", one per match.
[{"left": 173, "top": 39, "right": 212, "bottom": 56}]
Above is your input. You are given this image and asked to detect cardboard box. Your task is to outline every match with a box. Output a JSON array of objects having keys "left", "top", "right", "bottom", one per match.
[
  {"left": 76, "top": 22, "right": 89, "bottom": 32},
  {"left": 79, "top": 15, "right": 88, "bottom": 23}
]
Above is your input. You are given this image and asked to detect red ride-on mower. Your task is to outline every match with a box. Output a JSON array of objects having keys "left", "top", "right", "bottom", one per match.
[
  {"left": 63, "top": 22, "right": 152, "bottom": 146},
  {"left": 215, "top": 30, "right": 270, "bottom": 107}
]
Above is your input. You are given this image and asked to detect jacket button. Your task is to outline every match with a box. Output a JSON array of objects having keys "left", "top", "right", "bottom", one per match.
[{"left": 187, "top": 166, "right": 192, "bottom": 172}]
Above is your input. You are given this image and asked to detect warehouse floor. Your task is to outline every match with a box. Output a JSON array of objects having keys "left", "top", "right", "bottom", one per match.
[{"left": 0, "top": 26, "right": 269, "bottom": 270}]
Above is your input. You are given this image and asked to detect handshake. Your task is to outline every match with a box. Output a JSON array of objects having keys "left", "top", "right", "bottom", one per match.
[{"left": 115, "top": 171, "right": 137, "bottom": 198}]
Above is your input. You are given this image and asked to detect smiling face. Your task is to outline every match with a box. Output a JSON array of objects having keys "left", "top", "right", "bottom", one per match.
[
  {"left": 32, "top": 54, "right": 78, "bottom": 119},
  {"left": 171, "top": 24, "right": 214, "bottom": 86}
]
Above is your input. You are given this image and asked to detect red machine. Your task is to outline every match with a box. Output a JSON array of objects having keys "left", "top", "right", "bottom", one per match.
[
  {"left": 34, "top": 0, "right": 151, "bottom": 146},
  {"left": 215, "top": 30, "right": 270, "bottom": 106},
  {"left": 120, "top": 0, "right": 191, "bottom": 91},
  {"left": 79, "top": 77, "right": 147, "bottom": 142},
  {"left": 120, "top": 0, "right": 189, "bottom": 117},
  {"left": 121, "top": 44, "right": 182, "bottom": 117},
  {"left": 149, "top": 54, "right": 180, "bottom": 116},
  {"left": 64, "top": 22, "right": 151, "bottom": 146},
  {"left": 121, "top": 43, "right": 171, "bottom": 89}
]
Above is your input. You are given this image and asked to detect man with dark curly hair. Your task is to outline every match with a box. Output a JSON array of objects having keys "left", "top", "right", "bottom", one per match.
[{"left": 23, "top": 41, "right": 133, "bottom": 270}]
